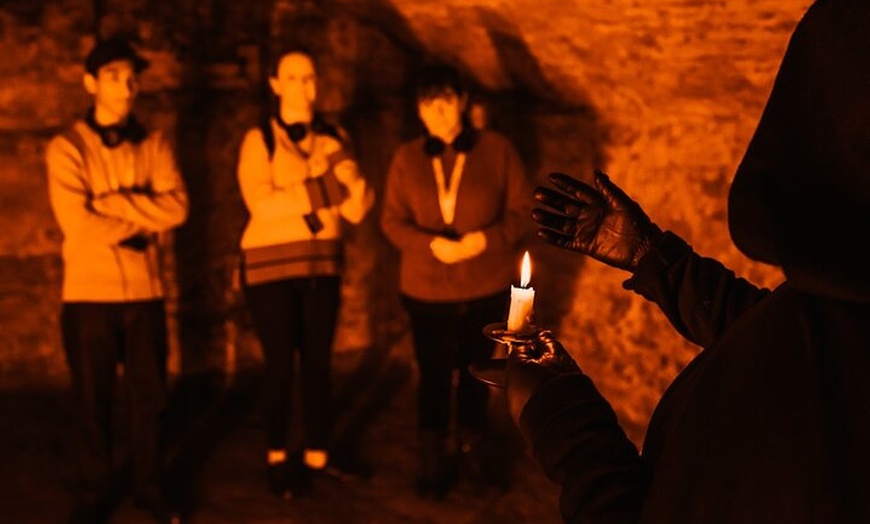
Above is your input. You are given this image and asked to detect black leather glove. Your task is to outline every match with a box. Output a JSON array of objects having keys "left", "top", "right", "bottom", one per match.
[
  {"left": 505, "top": 330, "right": 581, "bottom": 425},
  {"left": 119, "top": 233, "right": 152, "bottom": 252},
  {"left": 533, "top": 170, "right": 662, "bottom": 272}
]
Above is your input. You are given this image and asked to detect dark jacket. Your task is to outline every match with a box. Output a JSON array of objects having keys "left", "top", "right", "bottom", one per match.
[
  {"left": 520, "top": 1, "right": 870, "bottom": 522},
  {"left": 522, "top": 232, "right": 870, "bottom": 523}
]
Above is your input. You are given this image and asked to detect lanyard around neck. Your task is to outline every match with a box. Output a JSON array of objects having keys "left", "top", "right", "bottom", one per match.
[{"left": 431, "top": 153, "right": 467, "bottom": 226}]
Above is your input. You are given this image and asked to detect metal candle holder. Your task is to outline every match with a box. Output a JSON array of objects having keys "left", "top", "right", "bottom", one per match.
[{"left": 468, "top": 321, "right": 539, "bottom": 388}]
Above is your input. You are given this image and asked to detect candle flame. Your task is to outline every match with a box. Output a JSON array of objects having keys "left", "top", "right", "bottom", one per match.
[{"left": 520, "top": 251, "right": 531, "bottom": 287}]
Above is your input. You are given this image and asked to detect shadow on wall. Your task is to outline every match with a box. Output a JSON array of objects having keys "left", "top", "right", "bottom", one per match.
[
  {"left": 160, "top": 0, "right": 611, "bottom": 482},
  {"left": 173, "top": 83, "right": 251, "bottom": 381},
  {"left": 162, "top": 1, "right": 424, "bottom": 482},
  {"left": 480, "top": 7, "right": 609, "bottom": 333},
  {"left": 341, "top": 0, "right": 427, "bottom": 352},
  {"left": 166, "top": 13, "right": 263, "bottom": 482},
  {"left": 340, "top": 0, "right": 612, "bottom": 347},
  {"left": 340, "top": 0, "right": 612, "bottom": 351}
]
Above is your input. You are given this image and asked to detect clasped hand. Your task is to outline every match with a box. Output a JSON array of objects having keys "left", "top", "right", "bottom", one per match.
[{"left": 430, "top": 230, "right": 487, "bottom": 264}]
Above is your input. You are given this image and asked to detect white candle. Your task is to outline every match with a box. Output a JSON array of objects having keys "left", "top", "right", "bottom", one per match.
[{"left": 507, "top": 251, "right": 535, "bottom": 332}]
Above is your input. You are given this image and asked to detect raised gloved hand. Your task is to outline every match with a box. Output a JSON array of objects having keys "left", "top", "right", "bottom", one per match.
[
  {"left": 505, "top": 330, "right": 581, "bottom": 425},
  {"left": 532, "top": 170, "right": 662, "bottom": 272}
]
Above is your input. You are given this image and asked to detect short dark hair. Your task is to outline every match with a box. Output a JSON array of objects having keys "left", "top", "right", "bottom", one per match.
[
  {"left": 85, "top": 37, "right": 149, "bottom": 75},
  {"left": 413, "top": 63, "right": 464, "bottom": 101},
  {"left": 267, "top": 44, "right": 315, "bottom": 77}
]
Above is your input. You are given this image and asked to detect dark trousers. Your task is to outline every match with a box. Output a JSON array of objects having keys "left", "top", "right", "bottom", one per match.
[
  {"left": 401, "top": 291, "right": 508, "bottom": 434},
  {"left": 61, "top": 300, "right": 168, "bottom": 502},
  {"left": 243, "top": 276, "right": 340, "bottom": 451}
]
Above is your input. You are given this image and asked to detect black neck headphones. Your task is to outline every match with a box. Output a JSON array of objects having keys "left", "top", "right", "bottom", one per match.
[
  {"left": 423, "top": 123, "right": 477, "bottom": 156},
  {"left": 85, "top": 107, "right": 146, "bottom": 148},
  {"left": 276, "top": 113, "right": 340, "bottom": 143}
]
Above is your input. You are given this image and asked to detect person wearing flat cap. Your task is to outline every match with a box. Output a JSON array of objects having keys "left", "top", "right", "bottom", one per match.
[
  {"left": 45, "top": 37, "right": 188, "bottom": 524},
  {"left": 505, "top": 1, "right": 870, "bottom": 522}
]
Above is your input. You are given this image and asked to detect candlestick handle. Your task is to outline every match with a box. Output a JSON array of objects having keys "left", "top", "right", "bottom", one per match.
[
  {"left": 482, "top": 322, "right": 538, "bottom": 345},
  {"left": 469, "top": 322, "right": 540, "bottom": 387}
]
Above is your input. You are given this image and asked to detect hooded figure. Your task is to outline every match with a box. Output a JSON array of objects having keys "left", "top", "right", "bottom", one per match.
[
  {"left": 728, "top": 0, "right": 870, "bottom": 302},
  {"left": 505, "top": 1, "right": 870, "bottom": 522}
]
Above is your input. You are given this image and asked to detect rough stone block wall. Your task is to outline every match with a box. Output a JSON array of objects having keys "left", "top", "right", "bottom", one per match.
[
  {"left": 0, "top": 0, "right": 813, "bottom": 443},
  {"left": 1, "top": 1, "right": 92, "bottom": 387},
  {"left": 353, "top": 0, "right": 811, "bottom": 441}
]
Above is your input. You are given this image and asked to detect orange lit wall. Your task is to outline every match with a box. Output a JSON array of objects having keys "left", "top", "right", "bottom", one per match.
[{"left": 0, "top": 0, "right": 811, "bottom": 442}]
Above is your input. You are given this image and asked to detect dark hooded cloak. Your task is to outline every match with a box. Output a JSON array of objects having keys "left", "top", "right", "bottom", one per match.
[
  {"left": 517, "top": 2, "right": 870, "bottom": 522},
  {"left": 729, "top": 0, "right": 870, "bottom": 301}
]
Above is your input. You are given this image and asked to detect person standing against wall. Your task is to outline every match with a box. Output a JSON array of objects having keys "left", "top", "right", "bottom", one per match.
[
  {"left": 380, "top": 63, "right": 533, "bottom": 499},
  {"left": 236, "top": 46, "right": 375, "bottom": 499},
  {"left": 46, "top": 38, "right": 189, "bottom": 524}
]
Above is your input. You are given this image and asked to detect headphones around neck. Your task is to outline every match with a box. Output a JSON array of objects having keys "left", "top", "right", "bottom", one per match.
[
  {"left": 277, "top": 113, "right": 340, "bottom": 143},
  {"left": 85, "top": 108, "right": 146, "bottom": 148},
  {"left": 423, "top": 125, "right": 477, "bottom": 156}
]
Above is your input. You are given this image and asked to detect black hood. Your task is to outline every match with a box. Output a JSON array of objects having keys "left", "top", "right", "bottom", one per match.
[{"left": 728, "top": 0, "right": 870, "bottom": 301}]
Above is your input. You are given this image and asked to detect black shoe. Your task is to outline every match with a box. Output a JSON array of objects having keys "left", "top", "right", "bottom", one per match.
[
  {"left": 134, "top": 495, "right": 184, "bottom": 524},
  {"left": 416, "top": 431, "right": 455, "bottom": 500},
  {"left": 415, "top": 454, "right": 456, "bottom": 501},
  {"left": 267, "top": 460, "right": 312, "bottom": 499},
  {"left": 267, "top": 462, "right": 291, "bottom": 498},
  {"left": 457, "top": 426, "right": 517, "bottom": 495},
  {"left": 68, "top": 499, "right": 111, "bottom": 524},
  {"left": 415, "top": 466, "right": 456, "bottom": 501},
  {"left": 322, "top": 452, "right": 374, "bottom": 482}
]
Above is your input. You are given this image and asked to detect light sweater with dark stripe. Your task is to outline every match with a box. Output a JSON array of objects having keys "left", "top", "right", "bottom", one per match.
[{"left": 236, "top": 119, "right": 373, "bottom": 285}]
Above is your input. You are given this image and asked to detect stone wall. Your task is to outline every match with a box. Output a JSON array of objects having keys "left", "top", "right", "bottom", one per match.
[
  {"left": 338, "top": 0, "right": 810, "bottom": 441},
  {"left": 0, "top": 0, "right": 812, "bottom": 442}
]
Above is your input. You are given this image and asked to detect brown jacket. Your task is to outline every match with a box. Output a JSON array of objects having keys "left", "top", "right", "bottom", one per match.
[{"left": 381, "top": 130, "right": 533, "bottom": 302}]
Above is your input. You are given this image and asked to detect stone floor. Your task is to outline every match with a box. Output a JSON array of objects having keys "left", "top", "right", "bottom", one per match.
[{"left": 0, "top": 335, "right": 563, "bottom": 524}]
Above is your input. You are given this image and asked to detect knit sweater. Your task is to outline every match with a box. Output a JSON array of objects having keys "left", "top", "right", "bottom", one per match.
[
  {"left": 380, "top": 130, "right": 533, "bottom": 302},
  {"left": 236, "top": 118, "right": 373, "bottom": 284},
  {"left": 45, "top": 120, "right": 189, "bottom": 302}
]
